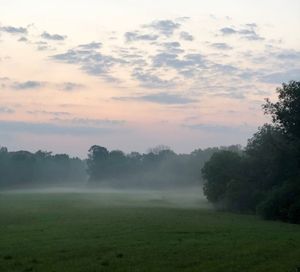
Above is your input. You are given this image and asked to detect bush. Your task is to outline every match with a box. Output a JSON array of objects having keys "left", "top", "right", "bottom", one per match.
[
  {"left": 224, "top": 179, "right": 258, "bottom": 213},
  {"left": 288, "top": 199, "right": 300, "bottom": 224},
  {"left": 257, "top": 179, "right": 300, "bottom": 223},
  {"left": 202, "top": 151, "right": 243, "bottom": 204}
]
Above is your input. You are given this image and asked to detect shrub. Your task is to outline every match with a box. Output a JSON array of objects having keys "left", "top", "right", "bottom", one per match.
[{"left": 257, "top": 179, "right": 300, "bottom": 223}]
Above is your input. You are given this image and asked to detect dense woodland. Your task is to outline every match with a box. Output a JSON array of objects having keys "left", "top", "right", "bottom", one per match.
[{"left": 202, "top": 81, "right": 300, "bottom": 223}]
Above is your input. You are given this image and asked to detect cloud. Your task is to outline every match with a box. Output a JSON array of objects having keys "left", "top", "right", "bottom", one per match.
[
  {"left": 244, "top": 33, "right": 264, "bottom": 41},
  {"left": 114, "top": 92, "right": 197, "bottom": 105},
  {"left": 27, "top": 110, "right": 70, "bottom": 117},
  {"left": 0, "top": 77, "right": 16, "bottom": 89},
  {"left": 78, "top": 41, "right": 102, "bottom": 49},
  {"left": 51, "top": 47, "right": 124, "bottom": 79},
  {"left": 4, "top": 78, "right": 86, "bottom": 92},
  {"left": 152, "top": 53, "right": 206, "bottom": 70},
  {"left": 180, "top": 31, "right": 194, "bottom": 41},
  {"left": 59, "top": 82, "right": 85, "bottom": 91},
  {"left": 41, "top": 31, "right": 66, "bottom": 41},
  {"left": 0, "top": 106, "right": 15, "bottom": 114},
  {"left": 211, "top": 42, "right": 233, "bottom": 50},
  {"left": 145, "top": 20, "right": 181, "bottom": 36},
  {"left": 125, "top": 31, "right": 159, "bottom": 42},
  {"left": 53, "top": 117, "right": 125, "bottom": 126},
  {"left": 12, "top": 81, "right": 43, "bottom": 90},
  {"left": 245, "top": 23, "right": 257, "bottom": 28},
  {"left": 220, "top": 25, "right": 264, "bottom": 41},
  {"left": 203, "top": 83, "right": 253, "bottom": 100},
  {"left": 132, "top": 69, "right": 175, "bottom": 89},
  {"left": 261, "top": 69, "right": 300, "bottom": 84},
  {"left": 175, "top": 17, "right": 190, "bottom": 22},
  {"left": 160, "top": 42, "right": 184, "bottom": 54},
  {"left": 215, "top": 91, "right": 246, "bottom": 100},
  {"left": 18, "top": 37, "right": 28, "bottom": 42},
  {"left": 183, "top": 123, "right": 253, "bottom": 134},
  {"left": 0, "top": 120, "right": 123, "bottom": 136},
  {"left": 276, "top": 50, "right": 300, "bottom": 60},
  {"left": 220, "top": 27, "right": 237, "bottom": 35},
  {"left": 0, "top": 25, "right": 27, "bottom": 34},
  {"left": 37, "top": 45, "right": 53, "bottom": 51},
  {"left": 118, "top": 52, "right": 145, "bottom": 65},
  {"left": 213, "top": 63, "right": 238, "bottom": 74}
]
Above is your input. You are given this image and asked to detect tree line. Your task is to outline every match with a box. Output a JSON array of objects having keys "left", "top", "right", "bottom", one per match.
[
  {"left": 0, "top": 149, "right": 87, "bottom": 189},
  {"left": 86, "top": 144, "right": 241, "bottom": 188},
  {"left": 202, "top": 81, "right": 300, "bottom": 224},
  {"left": 0, "top": 143, "right": 239, "bottom": 190}
]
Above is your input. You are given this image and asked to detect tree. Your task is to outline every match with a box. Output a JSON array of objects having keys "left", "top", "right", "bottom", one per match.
[
  {"left": 201, "top": 81, "right": 300, "bottom": 223},
  {"left": 202, "top": 151, "right": 243, "bottom": 205},
  {"left": 245, "top": 124, "right": 298, "bottom": 189},
  {"left": 257, "top": 178, "right": 300, "bottom": 223},
  {"left": 87, "top": 145, "right": 109, "bottom": 182},
  {"left": 263, "top": 81, "right": 300, "bottom": 139}
]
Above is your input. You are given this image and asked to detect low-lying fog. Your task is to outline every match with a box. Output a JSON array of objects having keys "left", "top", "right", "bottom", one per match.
[{"left": 1, "top": 186, "right": 209, "bottom": 209}]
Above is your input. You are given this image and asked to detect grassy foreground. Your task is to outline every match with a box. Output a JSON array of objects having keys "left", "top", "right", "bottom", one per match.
[{"left": 0, "top": 190, "right": 300, "bottom": 272}]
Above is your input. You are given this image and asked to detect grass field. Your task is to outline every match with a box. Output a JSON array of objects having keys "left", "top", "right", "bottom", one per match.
[{"left": 0, "top": 189, "right": 300, "bottom": 272}]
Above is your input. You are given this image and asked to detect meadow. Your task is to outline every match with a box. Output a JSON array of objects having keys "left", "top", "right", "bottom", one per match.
[{"left": 0, "top": 189, "right": 300, "bottom": 272}]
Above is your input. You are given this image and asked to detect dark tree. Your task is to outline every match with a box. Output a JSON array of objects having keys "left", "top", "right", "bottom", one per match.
[
  {"left": 263, "top": 81, "right": 300, "bottom": 139},
  {"left": 202, "top": 81, "right": 300, "bottom": 223},
  {"left": 0, "top": 147, "right": 86, "bottom": 189},
  {"left": 87, "top": 145, "right": 109, "bottom": 182},
  {"left": 202, "top": 151, "right": 243, "bottom": 204}
]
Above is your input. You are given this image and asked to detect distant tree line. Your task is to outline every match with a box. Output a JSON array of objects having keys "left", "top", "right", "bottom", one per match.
[
  {"left": 0, "top": 149, "right": 87, "bottom": 189},
  {"left": 86, "top": 144, "right": 241, "bottom": 188},
  {"left": 0, "top": 143, "right": 241, "bottom": 190},
  {"left": 202, "top": 81, "right": 300, "bottom": 224}
]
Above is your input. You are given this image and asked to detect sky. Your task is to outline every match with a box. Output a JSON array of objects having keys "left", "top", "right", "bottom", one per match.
[{"left": 0, "top": 0, "right": 299, "bottom": 157}]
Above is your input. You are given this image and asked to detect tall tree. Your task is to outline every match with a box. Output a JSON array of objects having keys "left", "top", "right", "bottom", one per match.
[{"left": 263, "top": 80, "right": 300, "bottom": 139}]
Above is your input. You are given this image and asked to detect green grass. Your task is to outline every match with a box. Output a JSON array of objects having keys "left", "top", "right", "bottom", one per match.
[{"left": 0, "top": 190, "right": 300, "bottom": 272}]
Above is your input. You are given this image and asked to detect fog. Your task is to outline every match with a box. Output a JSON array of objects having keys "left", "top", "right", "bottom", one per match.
[
  {"left": 1, "top": 186, "right": 209, "bottom": 209},
  {"left": 0, "top": 145, "right": 242, "bottom": 210},
  {"left": 0, "top": 145, "right": 241, "bottom": 190}
]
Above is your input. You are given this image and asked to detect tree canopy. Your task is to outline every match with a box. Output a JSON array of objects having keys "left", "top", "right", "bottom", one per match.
[{"left": 202, "top": 81, "right": 300, "bottom": 223}]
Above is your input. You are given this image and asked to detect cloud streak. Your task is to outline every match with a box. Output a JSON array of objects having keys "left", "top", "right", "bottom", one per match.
[
  {"left": 51, "top": 47, "right": 124, "bottom": 80},
  {"left": 58, "top": 82, "right": 85, "bottom": 91},
  {"left": 180, "top": 31, "right": 194, "bottom": 41},
  {"left": 125, "top": 31, "right": 159, "bottom": 42},
  {"left": 220, "top": 25, "right": 264, "bottom": 41},
  {"left": 0, "top": 25, "right": 27, "bottom": 34},
  {"left": 114, "top": 92, "right": 197, "bottom": 105},
  {"left": 0, "top": 120, "right": 125, "bottom": 136},
  {"left": 41, "top": 31, "right": 66, "bottom": 41},
  {"left": 145, "top": 19, "right": 181, "bottom": 36},
  {"left": 0, "top": 106, "right": 15, "bottom": 114},
  {"left": 12, "top": 81, "right": 43, "bottom": 90}
]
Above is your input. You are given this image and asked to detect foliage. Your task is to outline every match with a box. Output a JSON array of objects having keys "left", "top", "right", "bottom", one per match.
[
  {"left": 86, "top": 145, "right": 242, "bottom": 188},
  {"left": 202, "top": 151, "right": 243, "bottom": 203},
  {"left": 263, "top": 81, "right": 300, "bottom": 139},
  {"left": 0, "top": 149, "right": 86, "bottom": 189},
  {"left": 202, "top": 81, "right": 300, "bottom": 223},
  {"left": 257, "top": 178, "right": 300, "bottom": 223}
]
